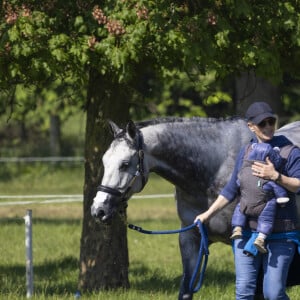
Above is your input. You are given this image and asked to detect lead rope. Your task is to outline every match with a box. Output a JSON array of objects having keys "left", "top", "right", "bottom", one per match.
[{"left": 128, "top": 220, "right": 209, "bottom": 294}]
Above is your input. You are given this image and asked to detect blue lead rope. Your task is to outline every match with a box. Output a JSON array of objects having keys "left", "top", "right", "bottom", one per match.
[{"left": 128, "top": 220, "right": 209, "bottom": 294}]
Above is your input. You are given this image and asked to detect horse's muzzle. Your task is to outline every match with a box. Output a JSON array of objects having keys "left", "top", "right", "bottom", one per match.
[
  {"left": 91, "top": 204, "right": 113, "bottom": 223},
  {"left": 91, "top": 191, "right": 121, "bottom": 223}
]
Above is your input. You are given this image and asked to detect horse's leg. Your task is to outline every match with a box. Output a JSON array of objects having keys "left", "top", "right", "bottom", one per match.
[
  {"left": 175, "top": 188, "right": 206, "bottom": 300},
  {"left": 178, "top": 228, "right": 200, "bottom": 300}
]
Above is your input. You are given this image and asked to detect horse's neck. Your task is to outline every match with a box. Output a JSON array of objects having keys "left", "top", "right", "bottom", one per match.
[
  {"left": 141, "top": 123, "right": 225, "bottom": 189},
  {"left": 141, "top": 119, "right": 252, "bottom": 193}
]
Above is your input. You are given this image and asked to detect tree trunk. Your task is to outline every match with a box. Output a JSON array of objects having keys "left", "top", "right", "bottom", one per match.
[
  {"left": 78, "top": 70, "right": 131, "bottom": 291},
  {"left": 234, "top": 70, "right": 282, "bottom": 120},
  {"left": 49, "top": 114, "right": 61, "bottom": 156}
]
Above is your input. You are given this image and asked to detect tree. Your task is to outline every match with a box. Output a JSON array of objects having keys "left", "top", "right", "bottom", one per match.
[
  {"left": 1, "top": 0, "right": 300, "bottom": 293},
  {"left": 79, "top": 71, "right": 131, "bottom": 290}
]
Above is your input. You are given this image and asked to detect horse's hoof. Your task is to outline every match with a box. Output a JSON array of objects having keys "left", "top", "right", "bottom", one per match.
[{"left": 182, "top": 294, "right": 192, "bottom": 300}]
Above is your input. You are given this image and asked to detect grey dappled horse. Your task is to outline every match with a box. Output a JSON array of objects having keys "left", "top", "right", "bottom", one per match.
[{"left": 91, "top": 117, "right": 300, "bottom": 300}]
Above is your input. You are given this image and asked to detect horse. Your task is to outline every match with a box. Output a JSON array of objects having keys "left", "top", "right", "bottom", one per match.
[{"left": 91, "top": 117, "right": 300, "bottom": 300}]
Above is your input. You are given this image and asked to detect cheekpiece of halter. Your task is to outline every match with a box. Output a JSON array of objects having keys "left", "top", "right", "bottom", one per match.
[
  {"left": 136, "top": 129, "right": 145, "bottom": 183},
  {"left": 138, "top": 149, "right": 144, "bottom": 159}
]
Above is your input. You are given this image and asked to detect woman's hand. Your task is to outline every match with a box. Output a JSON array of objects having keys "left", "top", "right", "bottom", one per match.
[
  {"left": 251, "top": 157, "right": 278, "bottom": 180},
  {"left": 194, "top": 211, "right": 210, "bottom": 224}
]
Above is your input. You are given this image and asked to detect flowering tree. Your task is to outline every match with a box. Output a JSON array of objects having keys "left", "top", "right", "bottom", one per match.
[{"left": 1, "top": 0, "right": 300, "bottom": 292}]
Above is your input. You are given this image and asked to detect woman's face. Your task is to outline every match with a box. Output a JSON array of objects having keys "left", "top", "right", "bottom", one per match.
[{"left": 248, "top": 118, "right": 276, "bottom": 142}]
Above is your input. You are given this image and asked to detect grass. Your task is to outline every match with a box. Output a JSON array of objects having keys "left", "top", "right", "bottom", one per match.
[
  {"left": 0, "top": 162, "right": 84, "bottom": 195},
  {"left": 0, "top": 165, "right": 300, "bottom": 299},
  {"left": 0, "top": 201, "right": 236, "bottom": 300}
]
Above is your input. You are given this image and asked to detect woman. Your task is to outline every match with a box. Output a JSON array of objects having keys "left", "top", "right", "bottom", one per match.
[{"left": 194, "top": 101, "right": 300, "bottom": 300}]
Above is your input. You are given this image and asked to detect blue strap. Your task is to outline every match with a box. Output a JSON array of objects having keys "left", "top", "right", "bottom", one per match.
[
  {"left": 189, "top": 221, "right": 209, "bottom": 293},
  {"left": 128, "top": 220, "right": 209, "bottom": 294},
  {"left": 128, "top": 222, "right": 196, "bottom": 234}
]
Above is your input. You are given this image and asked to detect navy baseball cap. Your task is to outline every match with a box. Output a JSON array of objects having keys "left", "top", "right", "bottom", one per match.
[{"left": 245, "top": 102, "right": 276, "bottom": 124}]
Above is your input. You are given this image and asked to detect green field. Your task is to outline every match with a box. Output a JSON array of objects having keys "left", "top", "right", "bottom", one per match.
[{"left": 0, "top": 166, "right": 299, "bottom": 299}]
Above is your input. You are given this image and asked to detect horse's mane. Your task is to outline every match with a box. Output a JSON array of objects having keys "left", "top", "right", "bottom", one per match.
[
  {"left": 112, "top": 116, "right": 245, "bottom": 147},
  {"left": 136, "top": 116, "right": 243, "bottom": 129}
]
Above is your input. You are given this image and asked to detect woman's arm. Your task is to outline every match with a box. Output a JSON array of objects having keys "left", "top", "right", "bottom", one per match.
[
  {"left": 272, "top": 172, "right": 300, "bottom": 194},
  {"left": 252, "top": 157, "right": 300, "bottom": 194},
  {"left": 194, "top": 195, "right": 230, "bottom": 223}
]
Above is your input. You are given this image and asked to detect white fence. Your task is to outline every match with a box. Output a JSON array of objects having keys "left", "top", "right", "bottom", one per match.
[
  {"left": 0, "top": 193, "right": 173, "bottom": 206},
  {"left": 0, "top": 157, "right": 84, "bottom": 163},
  {"left": 24, "top": 210, "right": 33, "bottom": 298}
]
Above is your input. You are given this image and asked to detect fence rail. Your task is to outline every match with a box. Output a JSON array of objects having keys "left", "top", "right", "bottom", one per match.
[
  {"left": 0, "top": 193, "right": 174, "bottom": 206},
  {"left": 0, "top": 157, "right": 84, "bottom": 163}
]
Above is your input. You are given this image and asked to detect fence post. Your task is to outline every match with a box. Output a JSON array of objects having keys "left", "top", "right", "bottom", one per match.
[{"left": 24, "top": 209, "right": 33, "bottom": 298}]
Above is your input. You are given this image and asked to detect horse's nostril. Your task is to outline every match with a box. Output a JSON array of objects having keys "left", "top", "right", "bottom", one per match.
[
  {"left": 97, "top": 210, "right": 105, "bottom": 218},
  {"left": 91, "top": 206, "right": 105, "bottom": 219}
]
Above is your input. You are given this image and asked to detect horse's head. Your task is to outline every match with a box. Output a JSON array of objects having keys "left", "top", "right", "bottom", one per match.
[{"left": 91, "top": 120, "right": 149, "bottom": 223}]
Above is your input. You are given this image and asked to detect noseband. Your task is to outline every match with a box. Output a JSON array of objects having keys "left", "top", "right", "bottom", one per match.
[{"left": 97, "top": 130, "right": 146, "bottom": 202}]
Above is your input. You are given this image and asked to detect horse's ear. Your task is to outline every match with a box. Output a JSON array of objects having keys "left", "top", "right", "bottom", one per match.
[
  {"left": 108, "top": 120, "right": 122, "bottom": 137},
  {"left": 126, "top": 120, "right": 137, "bottom": 140}
]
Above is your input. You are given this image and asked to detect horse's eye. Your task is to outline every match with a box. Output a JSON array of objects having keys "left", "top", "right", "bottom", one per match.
[{"left": 120, "top": 161, "right": 129, "bottom": 170}]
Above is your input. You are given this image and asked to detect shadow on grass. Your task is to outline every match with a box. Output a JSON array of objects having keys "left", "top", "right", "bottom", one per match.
[
  {"left": 129, "top": 261, "right": 180, "bottom": 292},
  {"left": 1, "top": 256, "right": 79, "bottom": 296},
  {"left": 129, "top": 260, "right": 235, "bottom": 293},
  {"left": 204, "top": 268, "right": 235, "bottom": 287},
  {"left": 1, "top": 256, "right": 235, "bottom": 297}
]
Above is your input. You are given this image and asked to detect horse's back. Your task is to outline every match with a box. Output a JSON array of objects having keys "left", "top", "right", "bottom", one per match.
[{"left": 276, "top": 121, "right": 300, "bottom": 147}]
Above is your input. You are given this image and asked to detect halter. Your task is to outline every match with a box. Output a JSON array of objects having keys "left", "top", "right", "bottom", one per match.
[{"left": 97, "top": 129, "right": 147, "bottom": 202}]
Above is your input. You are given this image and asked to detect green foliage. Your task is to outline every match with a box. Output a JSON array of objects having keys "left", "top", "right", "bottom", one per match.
[
  {"left": 282, "top": 87, "right": 300, "bottom": 121},
  {"left": 0, "top": 1, "right": 299, "bottom": 148},
  {"left": 139, "top": 68, "right": 233, "bottom": 119},
  {"left": 206, "top": 91, "right": 231, "bottom": 106},
  {"left": 0, "top": 0, "right": 300, "bottom": 124},
  {"left": 1, "top": 0, "right": 300, "bottom": 89},
  {"left": 0, "top": 108, "right": 85, "bottom": 157}
]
